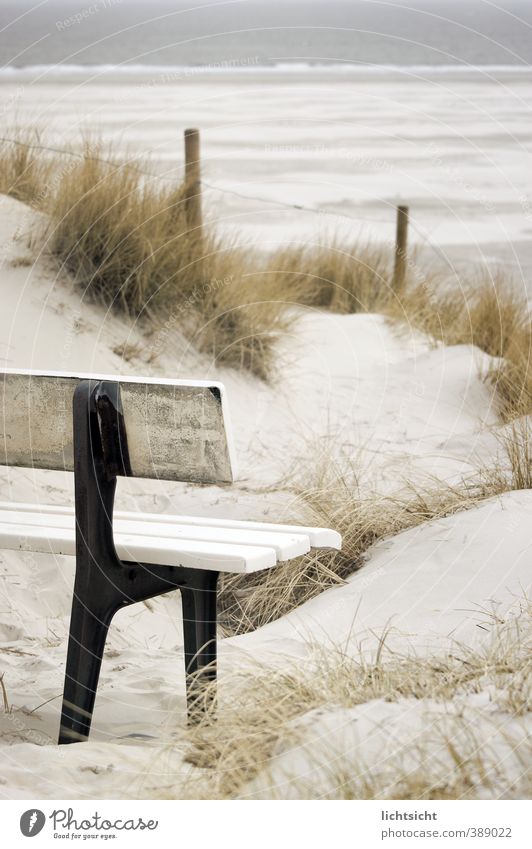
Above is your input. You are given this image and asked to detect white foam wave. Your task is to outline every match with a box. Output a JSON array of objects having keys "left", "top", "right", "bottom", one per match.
[{"left": 0, "top": 62, "right": 531, "bottom": 81}]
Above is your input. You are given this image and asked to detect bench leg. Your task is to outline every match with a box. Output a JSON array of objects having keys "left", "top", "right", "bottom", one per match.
[
  {"left": 58, "top": 589, "right": 117, "bottom": 745},
  {"left": 63, "top": 380, "right": 222, "bottom": 744},
  {"left": 181, "top": 571, "right": 219, "bottom": 723}
]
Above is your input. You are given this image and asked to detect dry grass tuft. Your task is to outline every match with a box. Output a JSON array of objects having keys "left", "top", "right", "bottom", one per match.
[
  {"left": 2, "top": 132, "right": 530, "bottom": 393},
  {"left": 218, "top": 458, "right": 483, "bottom": 636},
  {"left": 0, "top": 672, "right": 10, "bottom": 713},
  {"left": 9, "top": 254, "right": 33, "bottom": 268},
  {"left": 264, "top": 238, "right": 393, "bottom": 313},
  {"left": 480, "top": 418, "right": 532, "bottom": 493},
  {"left": 190, "top": 250, "right": 293, "bottom": 381},
  {"left": 387, "top": 271, "right": 532, "bottom": 420},
  {"left": 112, "top": 341, "right": 144, "bottom": 363},
  {"left": 387, "top": 271, "right": 524, "bottom": 351},
  {"left": 0, "top": 134, "right": 303, "bottom": 380},
  {"left": 501, "top": 420, "right": 532, "bottom": 490},
  {"left": 46, "top": 147, "right": 197, "bottom": 315},
  {"left": 0, "top": 131, "right": 53, "bottom": 206},
  {"left": 488, "top": 332, "right": 532, "bottom": 421},
  {"left": 220, "top": 413, "right": 532, "bottom": 637},
  {"left": 41, "top": 146, "right": 288, "bottom": 379},
  {"left": 185, "top": 602, "right": 531, "bottom": 799},
  {"left": 458, "top": 278, "right": 527, "bottom": 358}
]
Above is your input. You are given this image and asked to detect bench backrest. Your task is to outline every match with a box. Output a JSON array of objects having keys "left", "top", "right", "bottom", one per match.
[{"left": 0, "top": 369, "right": 235, "bottom": 484}]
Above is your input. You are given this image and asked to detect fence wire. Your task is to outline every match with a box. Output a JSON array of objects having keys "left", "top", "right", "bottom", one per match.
[{"left": 0, "top": 133, "right": 444, "bottom": 257}]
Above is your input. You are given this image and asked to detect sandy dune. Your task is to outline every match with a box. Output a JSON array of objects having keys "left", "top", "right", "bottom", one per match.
[{"left": 0, "top": 194, "right": 529, "bottom": 798}]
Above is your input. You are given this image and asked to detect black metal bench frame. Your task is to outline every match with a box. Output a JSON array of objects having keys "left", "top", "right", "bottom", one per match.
[{"left": 58, "top": 379, "right": 218, "bottom": 745}]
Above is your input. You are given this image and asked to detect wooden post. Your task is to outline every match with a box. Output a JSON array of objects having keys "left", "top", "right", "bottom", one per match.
[
  {"left": 393, "top": 204, "right": 409, "bottom": 289},
  {"left": 184, "top": 128, "right": 202, "bottom": 235}
]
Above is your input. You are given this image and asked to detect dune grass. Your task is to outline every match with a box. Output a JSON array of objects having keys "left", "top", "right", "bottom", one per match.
[
  {"left": 488, "top": 335, "right": 532, "bottom": 421},
  {"left": 218, "top": 478, "right": 474, "bottom": 636},
  {"left": 219, "top": 416, "right": 532, "bottom": 637},
  {"left": 184, "top": 602, "right": 531, "bottom": 799},
  {"left": 481, "top": 419, "right": 532, "bottom": 493},
  {"left": 261, "top": 247, "right": 531, "bottom": 416},
  {"left": 0, "top": 135, "right": 289, "bottom": 379},
  {"left": 386, "top": 272, "right": 524, "bottom": 353},
  {"left": 44, "top": 153, "right": 393, "bottom": 378},
  {"left": 0, "top": 131, "right": 53, "bottom": 206},
  {"left": 0, "top": 672, "right": 10, "bottom": 713},
  {"left": 46, "top": 149, "right": 198, "bottom": 315},
  {"left": 386, "top": 272, "right": 532, "bottom": 420},
  {"left": 1, "top": 132, "right": 530, "bottom": 396},
  {"left": 498, "top": 420, "right": 532, "bottom": 489},
  {"left": 264, "top": 238, "right": 393, "bottom": 313},
  {"left": 43, "top": 148, "right": 290, "bottom": 378},
  {"left": 181, "top": 245, "right": 294, "bottom": 381},
  {"left": 265, "top": 251, "right": 532, "bottom": 418}
]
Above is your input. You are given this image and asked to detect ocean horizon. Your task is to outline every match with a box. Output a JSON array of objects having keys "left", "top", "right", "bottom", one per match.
[
  {"left": 1, "top": 0, "right": 532, "bottom": 76},
  {"left": 2, "top": 62, "right": 532, "bottom": 80},
  {"left": 1, "top": 0, "right": 531, "bottom": 282}
]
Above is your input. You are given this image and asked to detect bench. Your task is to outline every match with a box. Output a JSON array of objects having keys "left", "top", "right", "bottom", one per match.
[{"left": 0, "top": 369, "right": 341, "bottom": 744}]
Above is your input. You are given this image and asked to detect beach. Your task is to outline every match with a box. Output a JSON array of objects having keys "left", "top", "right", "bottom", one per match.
[
  {"left": 0, "top": 177, "right": 529, "bottom": 797},
  {"left": 1, "top": 67, "right": 532, "bottom": 280}
]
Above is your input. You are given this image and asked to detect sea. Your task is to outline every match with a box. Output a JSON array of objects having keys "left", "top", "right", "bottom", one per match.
[
  {"left": 0, "top": 0, "right": 531, "bottom": 281},
  {"left": 0, "top": 0, "right": 531, "bottom": 78}
]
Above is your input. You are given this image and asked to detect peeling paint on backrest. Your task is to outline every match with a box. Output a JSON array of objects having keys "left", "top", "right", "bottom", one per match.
[{"left": 0, "top": 369, "right": 234, "bottom": 484}]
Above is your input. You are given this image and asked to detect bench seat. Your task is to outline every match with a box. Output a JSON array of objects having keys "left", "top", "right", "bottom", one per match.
[{"left": 0, "top": 502, "right": 341, "bottom": 574}]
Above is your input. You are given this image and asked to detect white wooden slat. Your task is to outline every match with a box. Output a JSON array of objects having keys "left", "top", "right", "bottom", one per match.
[
  {"left": 115, "top": 534, "right": 275, "bottom": 572},
  {"left": 0, "top": 508, "right": 310, "bottom": 561},
  {"left": 0, "top": 520, "right": 277, "bottom": 573},
  {"left": 0, "top": 502, "right": 341, "bottom": 550},
  {"left": 122, "top": 512, "right": 342, "bottom": 550}
]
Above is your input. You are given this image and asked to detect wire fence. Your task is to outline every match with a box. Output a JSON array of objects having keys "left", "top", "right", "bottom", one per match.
[{"left": 0, "top": 132, "right": 445, "bottom": 268}]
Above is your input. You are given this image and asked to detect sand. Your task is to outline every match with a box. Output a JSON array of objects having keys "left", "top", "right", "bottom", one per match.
[{"left": 0, "top": 190, "right": 529, "bottom": 798}]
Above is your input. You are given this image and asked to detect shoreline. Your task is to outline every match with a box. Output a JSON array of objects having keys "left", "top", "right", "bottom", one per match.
[
  {"left": 1, "top": 65, "right": 532, "bottom": 86},
  {"left": 1, "top": 68, "right": 530, "bottom": 282}
]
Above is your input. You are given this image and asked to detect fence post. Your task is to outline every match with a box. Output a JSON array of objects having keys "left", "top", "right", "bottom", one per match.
[
  {"left": 184, "top": 128, "right": 202, "bottom": 235},
  {"left": 393, "top": 204, "right": 409, "bottom": 289}
]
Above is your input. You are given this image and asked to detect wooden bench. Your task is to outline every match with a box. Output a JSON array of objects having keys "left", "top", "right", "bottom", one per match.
[{"left": 0, "top": 369, "right": 340, "bottom": 744}]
